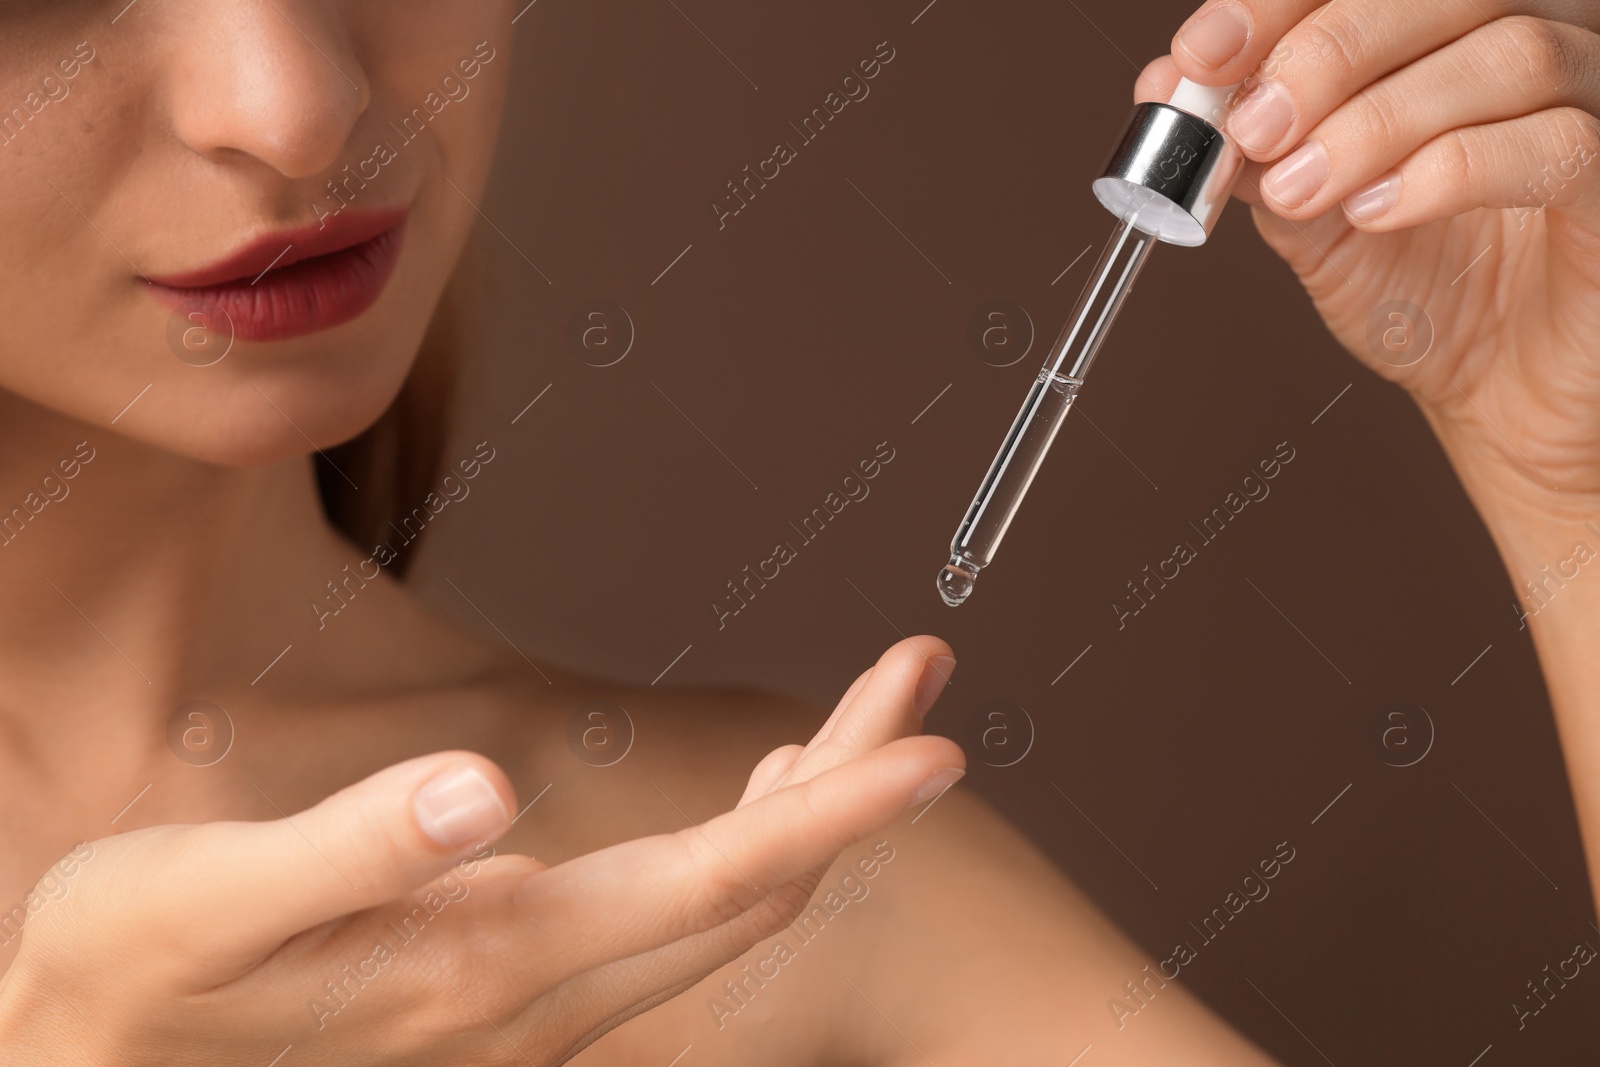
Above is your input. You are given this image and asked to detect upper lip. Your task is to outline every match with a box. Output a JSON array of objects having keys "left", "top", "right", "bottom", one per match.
[{"left": 144, "top": 207, "right": 410, "bottom": 289}]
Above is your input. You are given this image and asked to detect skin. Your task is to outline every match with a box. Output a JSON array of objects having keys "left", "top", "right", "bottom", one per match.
[{"left": 0, "top": 0, "right": 1594, "bottom": 1063}]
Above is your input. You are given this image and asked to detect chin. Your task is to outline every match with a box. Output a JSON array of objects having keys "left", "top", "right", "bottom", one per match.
[
  {"left": 182, "top": 362, "right": 418, "bottom": 469},
  {"left": 137, "top": 272, "right": 437, "bottom": 468},
  {"left": 50, "top": 334, "right": 421, "bottom": 472},
  {"left": 205, "top": 397, "right": 399, "bottom": 469}
]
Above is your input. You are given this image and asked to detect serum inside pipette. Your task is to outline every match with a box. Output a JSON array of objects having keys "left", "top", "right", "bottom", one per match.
[{"left": 937, "top": 214, "right": 1156, "bottom": 606}]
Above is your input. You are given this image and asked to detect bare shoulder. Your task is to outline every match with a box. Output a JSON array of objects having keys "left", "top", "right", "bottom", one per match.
[
  {"left": 798, "top": 788, "right": 1279, "bottom": 1064},
  {"left": 577, "top": 779, "right": 1278, "bottom": 1066}
]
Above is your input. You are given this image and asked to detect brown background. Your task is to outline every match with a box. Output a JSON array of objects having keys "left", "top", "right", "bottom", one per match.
[{"left": 416, "top": 1, "right": 1600, "bottom": 1062}]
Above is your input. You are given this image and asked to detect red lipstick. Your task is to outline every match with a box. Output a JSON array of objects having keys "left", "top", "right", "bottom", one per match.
[{"left": 145, "top": 208, "right": 409, "bottom": 342}]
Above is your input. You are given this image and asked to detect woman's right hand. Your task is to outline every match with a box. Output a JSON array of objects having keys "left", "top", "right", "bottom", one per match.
[
  {"left": 0, "top": 640, "right": 964, "bottom": 1066},
  {"left": 1143, "top": 2, "right": 1600, "bottom": 549}
]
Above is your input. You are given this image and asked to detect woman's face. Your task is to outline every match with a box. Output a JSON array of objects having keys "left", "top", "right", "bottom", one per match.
[{"left": 0, "top": 0, "right": 514, "bottom": 464}]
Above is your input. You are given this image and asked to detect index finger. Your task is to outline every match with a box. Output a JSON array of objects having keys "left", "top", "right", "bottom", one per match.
[
  {"left": 771, "top": 636, "right": 953, "bottom": 791},
  {"left": 1219, "top": 3, "right": 1538, "bottom": 161},
  {"left": 1170, "top": 1, "right": 1322, "bottom": 85},
  {"left": 509, "top": 733, "right": 964, "bottom": 979}
]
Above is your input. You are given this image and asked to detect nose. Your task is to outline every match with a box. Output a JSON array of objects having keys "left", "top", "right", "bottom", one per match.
[{"left": 165, "top": 0, "right": 371, "bottom": 179}]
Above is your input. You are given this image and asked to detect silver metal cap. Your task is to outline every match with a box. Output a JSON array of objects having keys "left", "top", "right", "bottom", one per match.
[{"left": 1092, "top": 101, "right": 1242, "bottom": 248}]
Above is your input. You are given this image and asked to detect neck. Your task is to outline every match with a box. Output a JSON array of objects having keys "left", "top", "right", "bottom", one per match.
[{"left": 0, "top": 391, "right": 365, "bottom": 758}]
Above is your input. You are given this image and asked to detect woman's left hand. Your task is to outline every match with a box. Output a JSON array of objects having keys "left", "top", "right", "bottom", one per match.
[
  {"left": 1139, "top": 2, "right": 1600, "bottom": 548},
  {"left": 0, "top": 639, "right": 963, "bottom": 1067}
]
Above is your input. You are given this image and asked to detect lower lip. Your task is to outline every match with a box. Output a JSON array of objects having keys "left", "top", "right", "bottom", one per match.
[{"left": 145, "top": 220, "right": 409, "bottom": 343}]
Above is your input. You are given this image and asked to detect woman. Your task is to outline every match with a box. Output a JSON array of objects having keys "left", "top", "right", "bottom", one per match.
[{"left": 0, "top": 0, "right": 1596, "bottom": 1062}]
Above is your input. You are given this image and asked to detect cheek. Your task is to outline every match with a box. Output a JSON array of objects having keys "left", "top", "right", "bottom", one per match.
[
  {"left": 365, "top": 4, "right": 515, "bottom": 193},
  {"left": 0, "top": 33, "right": 152, "bottom": 439},
  {"left": 361, "top": 2, "right": 514, "bottom": 148}
]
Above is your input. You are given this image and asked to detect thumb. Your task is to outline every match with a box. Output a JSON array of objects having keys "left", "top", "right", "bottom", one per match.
[{"left": 158, "top": 751, "right": 516, "bottom": 959}]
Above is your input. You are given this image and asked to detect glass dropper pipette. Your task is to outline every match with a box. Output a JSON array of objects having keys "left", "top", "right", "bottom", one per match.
[
  {"left": 937, "top": 215, "right": 1157, "bottom": 606},
  {"left": 937, "top": 77, "right": 1244, "bottom": 607}
]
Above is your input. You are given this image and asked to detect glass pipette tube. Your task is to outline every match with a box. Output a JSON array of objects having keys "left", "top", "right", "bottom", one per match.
[{"left": 937, "top": 214, "right": 1157, "bottom": 607}]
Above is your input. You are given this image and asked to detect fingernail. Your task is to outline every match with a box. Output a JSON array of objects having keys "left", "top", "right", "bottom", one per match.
[
  {"left": 1344, "top": 175, "right": 1399, "bottom": 222},
  {"left": 1176, "top": 6, "right": 1250, "bottom": 69},
  {"left": 913, "top": 655, "right": 957, "bottom": 719},
  {"left": 413, "top": 766, "right": 509, "bottom": 848},
  {"left": 1262, "top": 141, "right": 1329, "bottom": 208},
  {"left": 1227, "top": 80, "right": 1294, "bottom": 154},
  {"left": 908, "top": 766, "right": 965, "bottom": 808}
]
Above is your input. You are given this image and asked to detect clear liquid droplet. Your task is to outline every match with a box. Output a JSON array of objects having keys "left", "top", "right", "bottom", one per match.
[{"left": 937, "top": 558, "right": 979, "bottom": 607}]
